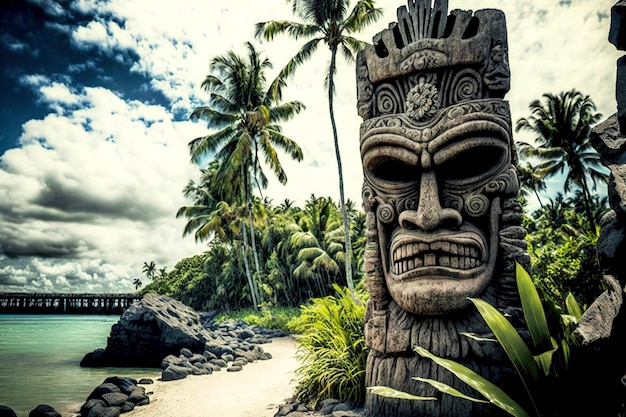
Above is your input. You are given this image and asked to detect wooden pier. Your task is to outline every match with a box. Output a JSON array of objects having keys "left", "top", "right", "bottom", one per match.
[{"left": 0, "top": 293, "right": 141, "bottom": 315}]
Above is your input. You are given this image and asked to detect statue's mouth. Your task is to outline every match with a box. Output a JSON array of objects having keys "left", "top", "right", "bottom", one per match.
[{"left": 388, "top": 229, "right": 487, "bottom": 281}]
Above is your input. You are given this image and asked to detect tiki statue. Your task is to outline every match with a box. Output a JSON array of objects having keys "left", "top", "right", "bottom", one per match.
[{"left": 357, "top": 1, "right": 529, "bottom": 416}]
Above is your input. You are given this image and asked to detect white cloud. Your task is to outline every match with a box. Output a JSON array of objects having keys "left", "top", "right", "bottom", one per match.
[
  {"left": 0, "top": 81, "right": 206, "bottom": 292},
  {"left": 1, "top": 0, "right": 620, "bottom": 292}
]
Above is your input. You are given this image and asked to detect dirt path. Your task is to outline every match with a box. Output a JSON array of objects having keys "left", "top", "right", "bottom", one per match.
[{"left": 128, "top": 336, "right": 298, "bottom": 417}]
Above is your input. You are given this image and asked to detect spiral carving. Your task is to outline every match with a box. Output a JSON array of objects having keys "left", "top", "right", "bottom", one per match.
[
  {"left": 377, "top": 203, "right": 396, "bottom": 224},
  {"left": 465, "top": 194, "right": 489, "bottom": 217},
  {"left": 374, "top": 82, "right": 403, "bottom": 116},
  {"left": 450, "top": 69, "right": 482, "bottom": 104},
  {"left": 442, "top": 194, "right": 463, "bottom": 212},
  {"left": 362, "top": 185, "right": 378, "bottom": 213}
]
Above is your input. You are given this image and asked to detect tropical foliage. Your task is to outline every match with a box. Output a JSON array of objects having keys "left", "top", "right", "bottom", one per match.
[
  {"left": 370, "top": 263, "right": 584, "bottom": 417},
  {"left": 215, "top": 306, "right": 301, "bottom": 333},
  {"left": 183, "top": 42, "right": 305, "bottom": 309},
  {"left": 515, "top": 89, "right": 607, "bottom": 233},
  {"left": 290, "top": 283, "right": 368, "bottom": 407},
  {"left": 151, "top": 195, "right": 365, "bottom": 311},
  {"left": 255, "top": 0, "right": 383, "bottom": 291},
  {"left": 523, "top": 192, "right": 607, "bottom": 308}
]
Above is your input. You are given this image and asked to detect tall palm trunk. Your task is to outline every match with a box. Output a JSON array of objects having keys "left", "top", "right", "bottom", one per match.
[
  {"left": 240, "top": 223, "right": 259, "bottom": 310},
  {"left": 247, "top": 199, "right": 264, "bottom": 306},
  {"left": 242, "top": 165, "right": 262, "bottom": 309},
  {"left": 533, "top": 189, "right": 544, "bottom": 209},
  {"left": 328, "top": 46, "right": 355, "bottom": 292}
]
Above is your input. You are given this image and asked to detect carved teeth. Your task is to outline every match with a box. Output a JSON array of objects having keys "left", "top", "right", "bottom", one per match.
[{"left": 391, "top": 241, "right": 482, "bottom": 275}]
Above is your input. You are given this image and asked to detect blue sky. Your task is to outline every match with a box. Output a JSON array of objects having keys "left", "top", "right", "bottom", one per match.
[{"left": 0, "top": 0, "right": 620, "bottom": 293}]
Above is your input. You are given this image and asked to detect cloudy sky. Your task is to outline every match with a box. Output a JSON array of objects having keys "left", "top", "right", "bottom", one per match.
[{"left": 0, "top": 0, "right": 620, "bottom": 294}]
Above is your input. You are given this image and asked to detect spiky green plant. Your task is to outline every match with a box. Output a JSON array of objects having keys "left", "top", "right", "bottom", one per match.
[
  {"left": 291, "top": 283, "right": 368, "bottom": 406},
  {"left": 370, "top": 263, "right": 583, "bottom": 417}
]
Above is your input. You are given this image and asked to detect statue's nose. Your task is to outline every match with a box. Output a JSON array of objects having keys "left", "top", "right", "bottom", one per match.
[{"left": 398, "top": 171, "right": 462, "bottom": 231}]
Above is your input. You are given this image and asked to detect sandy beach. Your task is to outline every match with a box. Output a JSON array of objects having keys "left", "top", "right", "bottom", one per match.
[{"left": 121, "top": 336, "right": 298, "bottom": 417}]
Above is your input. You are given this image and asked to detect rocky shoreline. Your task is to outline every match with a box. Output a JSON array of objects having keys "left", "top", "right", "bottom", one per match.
[{"left": 0, "top": 293, "right": 291, "bottom": 417}]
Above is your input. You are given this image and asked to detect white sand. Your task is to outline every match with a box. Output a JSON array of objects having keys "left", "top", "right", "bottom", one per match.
[{"left": 128, "top": 336, "right": 299, "bottom": 417}]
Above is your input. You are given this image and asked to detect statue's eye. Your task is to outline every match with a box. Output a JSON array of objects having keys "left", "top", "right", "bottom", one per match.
[
  {"left": 435, "top": 139, "right": 508, "bottom": 184},
  {"left": 368, "top": 158, "right": 418, "bottom": 183}
]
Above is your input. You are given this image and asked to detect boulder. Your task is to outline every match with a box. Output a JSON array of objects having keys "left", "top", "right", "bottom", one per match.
[
  {"left": 0, "top": 406, "right": 17, "bottom": 417},
  {"left": 87, "top": 383, "right": 120, "bottom": 401},
  {"left": 82, "top": 293, "right": 214, "bottom": 367},
  {"left": 28, "top": 405, "right": 61, "bottom": 417},
  {"left": 101, "top": 392, "right": 128, "bottom": 407},
  {"left": 79, "top": 376, "right": 151, "bottom": 417},
  {"left": 162, "top": 364, "right": 192, "bottom": 381}
]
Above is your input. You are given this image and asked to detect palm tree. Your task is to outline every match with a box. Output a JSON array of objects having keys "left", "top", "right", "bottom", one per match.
[
  {"left": 188, "top": 42, "right": 304, "bottom": 308},
  {"left": 142, "top": 261, "right": 156, "bottom": 281},
  {"left": 132, "top": 278, "right": 142, "bottom": 291},
  {"left": 516, "top": 89, "right": 607, "bottom": 233},
  {"left": 516, "top": 161, "right": 547, "bottom": 208},
  {"left": 255, "top": 0, "right": 383, "bottom": 291},
  {"left": 290, "top": 195, "right": 346, "bottom": 296}
]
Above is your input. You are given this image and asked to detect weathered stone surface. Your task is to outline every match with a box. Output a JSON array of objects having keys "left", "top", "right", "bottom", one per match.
[
  {"left": 210, "top": 358, "right": 228, "bottom": 368},
  {"left": 81, "top": 399, "right": 106, "bottom": 417},
  {"left": 357, "top": 1, "right": 527, "bottom": 416},
  {"left": 0, "top": 406, "right": 17, "bottom": 417},
  {"left": 227, "top": 365, "right": 243, "bottom": 372},
  {"left": 597, "top": 210, "right": 626, "bottom": 278},
  {"left": 28, "top": 405, "right": 61, "bottom": 417},
  {"left": 127, "top": 389, "right": 150, "bottom": 405},
  {"left": 137, "top": 378, "right": 153, "bottom": 385},
  {"left": 82, "top": 293, "right": 214, "bottom": 367},
  {"left": 180, "top": 347, "right": 193, "bottom": 358},
  {"left": 576, "top": 275, "right": 624, "bottom": 345},
  {"left": 103, "top": 377, "right": 138, "bottom": 395},
  {"left": 590, "top": 115, "right": 626, "bottom": 165},
  {"left": 101, "top": 392, "right": 128, "bottom": 407},
  {"left": 572, "top": 16, "right": 626, "bottom": 415},
  {"left": 87, "top": 383, "right": 121, "bottom": 400},
  {"left": 162, "top": 364, "right": 192, "bottom": 381},
  {"left": 92, "top": 407, "right": 121, "bottom": 417},
  {"left": 610, "top": 1, "right": 626, "bottom": 50},
  {"left": 618, "top": 56, "right": 626, "bottom": 134},
  {"left": 274, "top": 399, "right": 364, "bottom": 417},
  {"left": 79, "top": 376, "right": 150, "bottom": 417}
]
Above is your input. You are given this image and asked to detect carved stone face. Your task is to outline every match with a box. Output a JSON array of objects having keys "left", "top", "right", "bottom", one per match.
[{"left": 361, "top": 100, "right": 514, "bottom": 315}]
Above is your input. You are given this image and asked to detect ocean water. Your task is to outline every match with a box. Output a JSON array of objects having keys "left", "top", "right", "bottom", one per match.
[{"left": 0, "top": 315, "right": 160, "bottom": 417}]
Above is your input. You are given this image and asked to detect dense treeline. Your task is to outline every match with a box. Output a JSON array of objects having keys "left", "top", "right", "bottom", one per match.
[{"left": 143, "top": 193, "right": 365, "bottom": 311}]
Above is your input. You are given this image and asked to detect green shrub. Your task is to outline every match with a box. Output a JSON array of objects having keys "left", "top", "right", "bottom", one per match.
[
  {"left": 290, "top": 283, "right": 368, "bottom": 407},
  {"left": 215, "top": 307, "right": 301, "bottom": 333}
]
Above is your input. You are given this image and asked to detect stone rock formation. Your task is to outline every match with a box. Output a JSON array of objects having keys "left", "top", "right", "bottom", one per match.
[
  {"left": 78, "top": 376, "right": 151, "bottom": 417},
  {"left": 81, "top": 293, "right": 214, "bottom": 367},
  {"left": 611, "top": 1, "right": 626, "bottom": 132},
  {"left": 81, "top": 292, "right": 284, "bottom": 384},
  {"left": 0, "top": 406, "right": 18, "bottom": 417},
  {"left": 559, "top": 3, "right": 626, "bottom": 416},
  {"left": 28, "top": 405, "right": 62, "bottom": 417},
  {"left": 356, "top": 1, "right": 528, "bottom": 416}
]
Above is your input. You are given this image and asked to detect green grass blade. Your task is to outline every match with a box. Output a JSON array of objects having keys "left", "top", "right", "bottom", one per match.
[
  {"left": 414, "top": 346, "right": 531, "bottom": 417},
  {"left": 469, "top": 298, "right": 540, "bottom": 384},
  {"left": 413, "top": 377, "right": 489, "bottom": 403},
  {"left": 534, "top": 347, "right": 557, "bottom": 376},
  {"left": 368, "top": 386, "right": 437, "bottom": 401},
  {"left": 516, "top": 262, "right": 552, "bottom": 352},
  {"left": 460, "top": 332, "right": 497, "bottom": 343},
  {"left": 565, "top": 292, "right": 582, "bottom": 321}
]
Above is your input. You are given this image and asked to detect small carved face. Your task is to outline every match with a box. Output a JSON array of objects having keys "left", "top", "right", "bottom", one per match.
[{"left": 361, "top": 103, "right": 514, "bottom": 314}]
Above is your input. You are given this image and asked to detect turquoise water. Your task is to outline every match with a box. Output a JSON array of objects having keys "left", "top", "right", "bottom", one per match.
[{"left": 0, "top": 315, "right": 160, "bottom": 417}]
